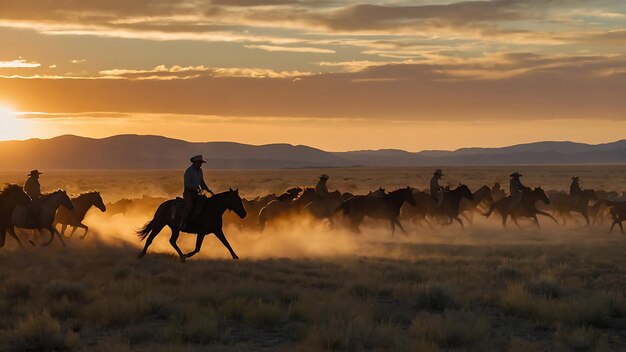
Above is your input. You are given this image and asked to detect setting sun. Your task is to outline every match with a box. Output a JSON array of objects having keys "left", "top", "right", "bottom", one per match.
[{"left": 0, "top": 105, "right": 30, "bottom": 141}]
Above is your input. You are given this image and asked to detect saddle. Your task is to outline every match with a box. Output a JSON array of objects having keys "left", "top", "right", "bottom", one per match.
[{"left": 173, "top": 197, "right": 204, "bottom": 232}]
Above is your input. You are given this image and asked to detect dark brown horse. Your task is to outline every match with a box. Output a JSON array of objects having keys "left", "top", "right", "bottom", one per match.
[
  {"left": 258, "top": 188, "right": 315, "bottom": 229},
  {"left": 459, "top": 185, "right": 492, "bottom": 224},
  {"left": 432, "top": 184, "right": 474, "bottom": 229},
  {"left": 137, "top": 189, "right": 247, "bottom": 263},
  {"left": 605, "top": 201, "right": 626, "bottom": 234},
  {"left": 11, "top": 190, "right": 75, "bottom": 247},
  {"left": 401, "top": 189, "right": 436, "bottom": 229},
  {"left": 55, "top": 191, "right": 107, "bottom": 239},
  {"left": 0, "top": 185, "right": 31, "bottom": 248},
  {"left": 336, "top": 187, "right": 416, "bottom": 235},
  {"left": 548, "top": 189, "right": 597, "bottom": 226},
  {"left": 484, "top": 187, "right": 557, "bottom": 228}
]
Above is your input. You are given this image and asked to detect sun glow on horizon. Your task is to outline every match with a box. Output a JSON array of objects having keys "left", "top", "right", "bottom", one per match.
[{"left": 0, "top": 105, "right": 33, "bottom": 141}]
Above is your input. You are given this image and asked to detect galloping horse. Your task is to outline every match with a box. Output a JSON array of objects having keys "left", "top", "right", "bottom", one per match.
[
  {"left": 336, "top": 187, "right": 416, "bottom": 235},
  {"left": 11, "top": 190, "right": 75, "bottom": 247},
  {"left": 485, "top": 187, "right": 557, "bottom": 228},
  {"left": 548, "top": 189, "right": 597, "bottom": 226},
  {"left": 303, "top": 190, "right": 345, "bottom": 228},
  {"left": 605, "top": 201, "right": 626, "bottom": 234},
  {"left": 258, "top": 188, "right": 314, "bottom": 229},
  {"left": 401, "top": 190, "right": 436, "bottom": 229},
  {"left": 55, "top": 191, "right": 107, "bottom": 239},
  {"left": 432, "top": 184, "right": 474, "bottom": 229},
  {"left": 137, "top": 189, "right": 247, "bottom": 263},
  {"left": 459, "top": 185, "right": 492, "bottom": 224},
  {"left": 0, "top": 185, "right": 31, "bottom": 248}
]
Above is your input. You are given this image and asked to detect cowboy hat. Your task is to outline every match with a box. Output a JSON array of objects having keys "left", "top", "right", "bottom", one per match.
[
  {"left": 28, "top": 170, "right": 42, "bottom": 176},
  {"left": 190, "top": 155, "right": 207, "bottom": 163},
  {"left": 434, "top": 169, "right": 444, "bottom": 176},
  {"left": 509, "top": 172, "right": 522, "bottom": 177},
  {"left": 572, "top": 176, "right": 579, "bottom": 180},
  {"left": 320, "top": 174, "right": 329, "bottom": 180}
]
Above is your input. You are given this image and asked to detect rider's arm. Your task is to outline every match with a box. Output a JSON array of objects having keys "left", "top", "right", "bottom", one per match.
[{"left": 199, "top": 170, "right": 211, "bottom": 193}]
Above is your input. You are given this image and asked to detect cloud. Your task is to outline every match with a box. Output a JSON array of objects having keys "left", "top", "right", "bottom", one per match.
[
  {"left": 0, "top": 58, "right": 41, "bottom": 68},
  {"left": 99, "top": 64, "right": 314, "bottom": 79},
  {"left": 245, "top": 45, "right": 335, "bottom": 54},
  {"left": 71, "top": 59, "right": 86, "bottom": 64}
]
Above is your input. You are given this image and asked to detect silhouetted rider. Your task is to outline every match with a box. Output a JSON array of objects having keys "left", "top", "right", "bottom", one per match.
[
  {"left": 570, "top": 176, "right": 582, "bottom": 206},
  {"left": 24, "top": 170, "right": 42, "bottom": 200},
  {"left": 509, "top": 172, "right": 530, "bottom": 209},
  {"left": 315, "top": 174, "right": 330, "bottom": 197},
  {"left": 430, "top": 169, "right": 445, "bottom": 206},
  {"left": 180, "top": 155, "right": 213, "bottom": 230}
]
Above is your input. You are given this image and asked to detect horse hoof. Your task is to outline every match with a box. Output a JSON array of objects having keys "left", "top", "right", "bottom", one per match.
[
  {"left": 232, "top": 255, "right": 240, "bottom": 260},
  {"left": 179, "top": 257, "right": 186, "bottom": 263},
  {"left": 137, "top": 253, "right": 145, "bottom": 259}
]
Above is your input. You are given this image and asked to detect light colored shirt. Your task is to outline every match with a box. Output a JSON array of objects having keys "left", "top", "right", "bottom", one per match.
[{"left": 184, "top": 166, "right": 209, "bottom": 193}]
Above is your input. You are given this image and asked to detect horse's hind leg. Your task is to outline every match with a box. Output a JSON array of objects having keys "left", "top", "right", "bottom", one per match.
[
  {"left": 138, "top": 222, "right": 165, "bottom": 258},
  {"left": 7, "top": 228, "right": 24, "bottom": 248},
  {"left": 0, "top": 228, "right": 6, "bottom": 248},
  {"left": 168, "top": 228, "right": 186, "bottom": 263},
  {"left": 68, "top": 226, "right": 78, "bottom": 239},
  {"left": 390, "top": 220, "right": 396, "bottom": 236},
  {"left": 185, "top": 234, "right": 206, "bottom": 258},
  {"left": 50, "top": 226, "right": 66, "bottom": 247}
]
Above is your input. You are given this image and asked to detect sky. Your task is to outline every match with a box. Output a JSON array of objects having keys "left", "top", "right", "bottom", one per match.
[{"left": 0, "top": 0, "right": 625, "bottom": 151}]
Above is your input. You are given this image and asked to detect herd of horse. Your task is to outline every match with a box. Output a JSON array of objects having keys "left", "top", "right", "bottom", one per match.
[{"left": 0, "top": 179, "right": 625, "bottom": 262}]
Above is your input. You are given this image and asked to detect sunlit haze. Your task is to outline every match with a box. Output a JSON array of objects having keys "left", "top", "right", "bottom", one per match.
[{"left": 1, "top": 0, "right": 625, "bottom": 151}]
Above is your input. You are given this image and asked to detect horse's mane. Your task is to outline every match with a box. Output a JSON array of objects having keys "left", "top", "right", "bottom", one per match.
[
  {"left": 295, "top": 187, "right": 315, "bottom": 200},
  {"left": 40, "top": 189, "right": 65, "bottom": 200},
  {"left": 74, "top": 191, "right": 100, "bottom": 199}
]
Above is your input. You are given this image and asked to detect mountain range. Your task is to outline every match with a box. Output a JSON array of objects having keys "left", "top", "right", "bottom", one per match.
[{"left": 0, "top": 135, "right": 624, "bottom": 170}]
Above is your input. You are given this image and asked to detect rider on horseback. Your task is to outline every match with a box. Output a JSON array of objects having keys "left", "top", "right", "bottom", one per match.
[
  {"left": 509, "top": 172, "right": 530, "bottom": 210},
  {"left": 570, "top": 176, "right": 582, "bottom": 207},
  {"left": 24, "top": 170, "right": 43, "bottom": 226},
  {"left": 315, "top": 174, "right": 330, "bottom": 198},
  {"left": 180, "top": 155, "right": 213, "bottom": 231},
  {"left": 430, "top": 169, "right": 445, "bottom": 207}
]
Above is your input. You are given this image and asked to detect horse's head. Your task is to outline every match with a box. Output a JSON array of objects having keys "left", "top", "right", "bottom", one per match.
[
  {"left": 532, "top": 187, "right": 550, "bottom": 204},
  {"left": 457, "top": 184, "right": 474, "bottom": 201},
  {"left": 227, "top": 188, "right": 247, "bottom": 219},
  {"left": 92, "top": 192, "right": 107, "bottom": 212}
]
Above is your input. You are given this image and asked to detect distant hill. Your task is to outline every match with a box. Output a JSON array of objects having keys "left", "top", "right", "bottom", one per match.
[{"left": 0, "top": 135, "right": 624, "bottom": 170}]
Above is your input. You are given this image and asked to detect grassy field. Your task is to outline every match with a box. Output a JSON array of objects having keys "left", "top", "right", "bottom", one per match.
[{"left": 0, "top": 167, "right": 625, "bottom": 351}]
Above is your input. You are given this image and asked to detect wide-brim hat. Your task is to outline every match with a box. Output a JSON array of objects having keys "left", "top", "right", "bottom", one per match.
[
  {"left": 190, "top": 155, "right": 207, "bottom": 163},
  {"left": 510, "top": 172, "right": 522, "bottom": 177},
  {"left": 320, "top": 174, "right": 329, "bottom": 180},
  {"left": 434, "top": 169, "right": 444, "bottom": 176},
  {"left": 28, "top": 170, "right": 42, "bottom": 176}
]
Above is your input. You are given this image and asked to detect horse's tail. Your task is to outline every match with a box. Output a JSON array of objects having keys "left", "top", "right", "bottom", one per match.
[{"left": 137, "top": 220, "right": 154, "bottom": 241}]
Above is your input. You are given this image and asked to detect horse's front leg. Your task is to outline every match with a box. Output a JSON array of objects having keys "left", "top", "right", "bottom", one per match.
[
  {"left": 536, "top": 210, "right": 558, "bottom": 224},
  {"left": 42, "top": 227, "right": 55, "bottom": 246},
  {"left": 49, "top": 226, "right": 66, "bottom": 247},
  {"left": 185, "top": 234, "right": 206, "bottom": 258},
  {"left": 453, "top": 216, "right": 465, "bottom": 229},
  {"left": 60, "top": 224, "right": 68, "bottom": 237},
  {"left": 78, "top": 224, "right": 89, "bottom": 239},
  {"left": 394, "top": 219, "right": 407, "bottom": 234},
  {"left": 390, "top": 219, "right": 396, "bottom": 236},
  {"left": 215, "top": 230, "right": 239, "bottom": 260},
  {"left": 168, "top": 229, "right": 186, "bottom": 263},
  {"left": 68, "top": 226, "right": 78, "bottom": 239}
]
